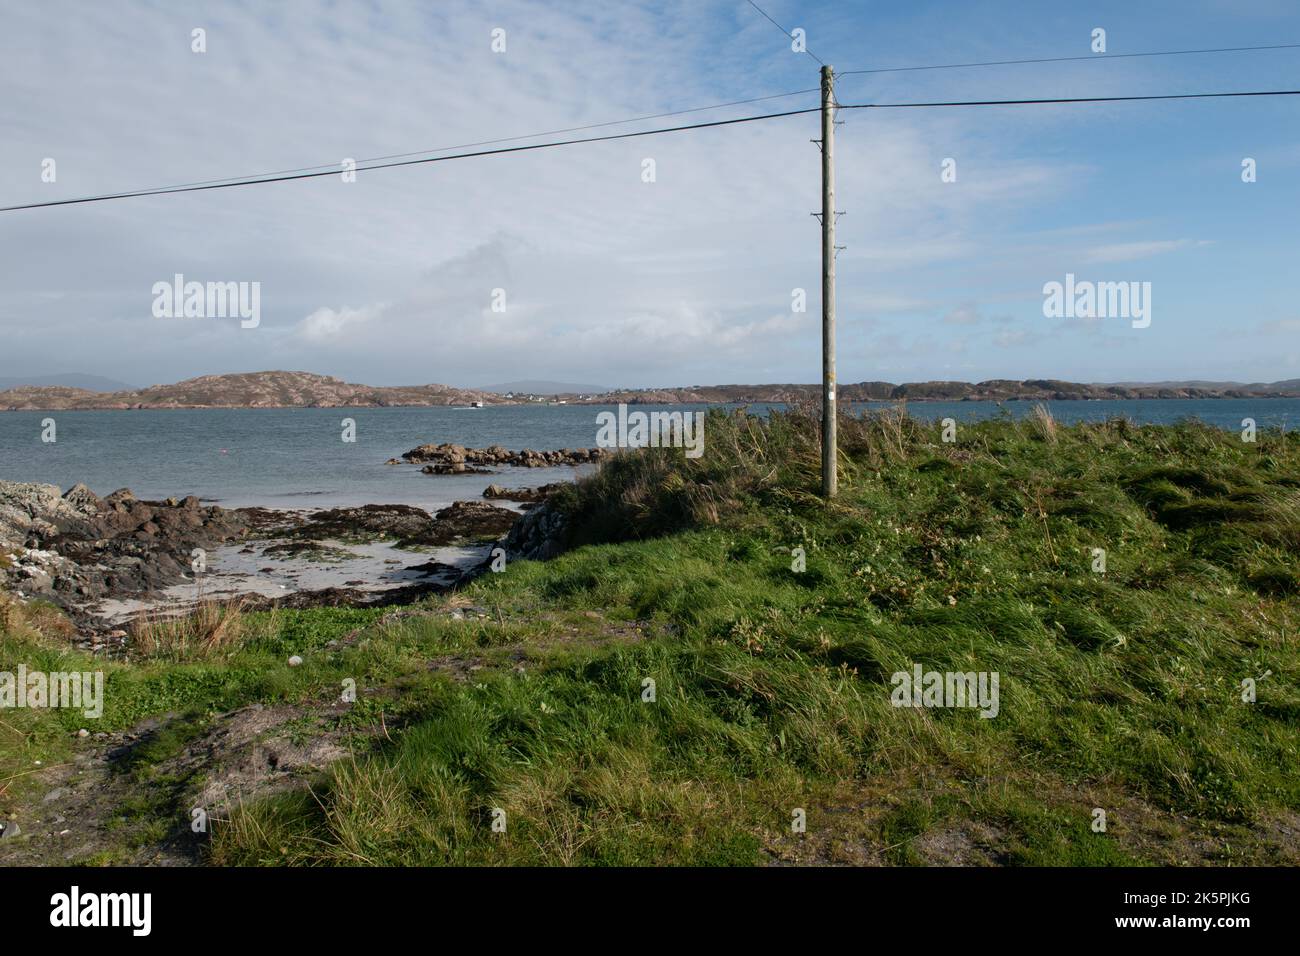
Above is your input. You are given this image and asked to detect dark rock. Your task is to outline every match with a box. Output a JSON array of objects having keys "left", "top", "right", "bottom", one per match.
[
  {"left": 263, "top": 542, "right": 359, "bottom": 562},
  {"left": 243, "top": 500, "right": 521, "bottom": 550},
  {"left": 62, "top": 483, "right": 102, "bottom": 515},
  {"left": 420, "top": 462, "right": 493, "bottom": 475},
  {"left": 0, "top": 481, "right": 249, "bottom": 611},
  {"left": 398, "top": 501, "right": 520, "bottom": 547},
  {"left": 482, "top": 482, "right": 565, "bottom": 504},
  {"left": 402, "top": 560, "right": 462, "bottom": 578},
  {"left": 402, "top": 442, "right": 608, "bottom": 471},
  {"left": 504, "top": 501, "right": 571, "bottom": 560},
  {"left": 293, "top": 504, "right": 437, "bottom": 542}
]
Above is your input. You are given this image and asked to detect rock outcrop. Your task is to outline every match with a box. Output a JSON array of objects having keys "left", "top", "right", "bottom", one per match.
[
  {"left": 483, "top": 482, "right": 566, "bottom": 504},
  {"left": 400, "top": 443, "right": 607, "bottom": 474},
  {"left": 252, "top": 501, "right": 523, "bottom": 549},
  {"left": 503, "top": 501, "right": 571, "bottom": 561},
  {"left": 0, "top": 481, "right": 248, "bottom": 605},
  {"left": 427, "top": 501, "right": 520, "bottom": 544},
  {"left": 287, "top": 504, "right": 440, "bottom": 543}
]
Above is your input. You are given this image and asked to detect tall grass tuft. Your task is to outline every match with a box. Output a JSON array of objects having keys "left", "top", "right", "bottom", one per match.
[
  {"left": 1031, "top": 403, "right": 1058, "bottom": 444},
  {"left": 131, "top": 598, "right": 250, "bottom": 660}
]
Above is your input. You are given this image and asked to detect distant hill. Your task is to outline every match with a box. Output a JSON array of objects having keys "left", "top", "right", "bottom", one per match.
[
  {"left": 0, "top": 371, "right": 500, "bottom": 410},
  {"left": 0, "top": 373, "right": 136, "bottom": 392},
  {"left": 574, "top": 379, "right": 1300, "bottom": 404},
  {"left": 1105, "top": 379, "right": 1300, "bottom": 393},
  {"left": 3, "top": 371, "right": 1299, "bottom": 411},
  {"left": 479, "top": 380, "right": 611, "bottom": 395}
]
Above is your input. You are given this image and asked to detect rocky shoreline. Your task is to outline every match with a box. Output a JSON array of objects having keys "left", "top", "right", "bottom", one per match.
[
  {"left": 1, "top": 473, "right": 573, "bottom": 637},
  {"left": 1, "top": 482, "right": 248, "bottom": 605}
]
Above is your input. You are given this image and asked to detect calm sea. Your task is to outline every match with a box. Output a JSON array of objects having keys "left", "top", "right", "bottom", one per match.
[{"left": 1, "top": 399, "right": 1295, "bottom": 510}]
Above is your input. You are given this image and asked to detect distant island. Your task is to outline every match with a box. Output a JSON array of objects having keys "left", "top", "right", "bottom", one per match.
[
  {"left": 2, "top": 370, "right": 1299, "bottom": 411},
  {"left": 0, "top": 373, "right": 138, "bottom": 393}
]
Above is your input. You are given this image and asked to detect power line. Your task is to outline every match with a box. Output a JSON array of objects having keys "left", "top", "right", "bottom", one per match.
[
  {"left": 49, "top": 88, "right": 821, "bottom": 202},
  {"left": 0, "top": 107, "right": 820, "bottom": 214},
  {"left": 840, "top": 88, "right": 1300, "bottom": 109},
  {"left": 9, "top": 86, "right": 1299, "bottom": 214},
  {"left": 57, "top": 35, "right": 1294, "bottom": 202},
  {"left": 745, "top": 0, "right": 825, "bottom": 66},
  {"left": 836, "top": 42, "right": 1300, "bottom": 76}
]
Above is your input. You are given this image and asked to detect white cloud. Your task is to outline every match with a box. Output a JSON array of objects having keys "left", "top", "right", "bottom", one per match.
[
  {"left": 296, "top": 304, "right": 387, "bottom": 343},
  {"left": 0, "top": 1, "right": 1290, "bottom": 387}
]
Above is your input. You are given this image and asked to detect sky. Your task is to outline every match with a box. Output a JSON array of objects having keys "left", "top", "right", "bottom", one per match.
[{"left": 1, "top": 0, "right": 1298, "bottom": 390}]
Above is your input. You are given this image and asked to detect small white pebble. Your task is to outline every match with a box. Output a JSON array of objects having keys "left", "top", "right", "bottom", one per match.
[
  {"left": 288, "top": 655, "right": 303, "bottom": 667},
  {"left": 77, "top": 729, "right": 89, "bottom": 738}
]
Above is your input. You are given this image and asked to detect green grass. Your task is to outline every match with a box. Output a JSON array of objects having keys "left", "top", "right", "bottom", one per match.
[{"left": 3, "top": 409, "right": 1298, "bottom": 865}]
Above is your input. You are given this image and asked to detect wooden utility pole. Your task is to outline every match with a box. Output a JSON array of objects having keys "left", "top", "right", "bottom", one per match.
[{"left": 819, "top": 64, "right": 837, "bottom": 498}]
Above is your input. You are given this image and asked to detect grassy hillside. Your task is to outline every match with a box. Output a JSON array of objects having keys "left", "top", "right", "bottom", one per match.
[{"left": 2, "top": 408, "right": 1297, "bottom": 865}]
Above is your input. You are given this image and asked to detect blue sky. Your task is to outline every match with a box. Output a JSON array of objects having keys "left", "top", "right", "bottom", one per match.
[{"left": 1, "top": 0, "right": 1298, "bottom": 388}]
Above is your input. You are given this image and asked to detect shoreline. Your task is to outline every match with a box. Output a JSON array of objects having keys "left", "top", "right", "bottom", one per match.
[
  {"left": 6, "top": 393, "right": 1300, "bottom": 412},
  {"left": 0, "top": 453, "right": 580, "bottom": 636}
]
